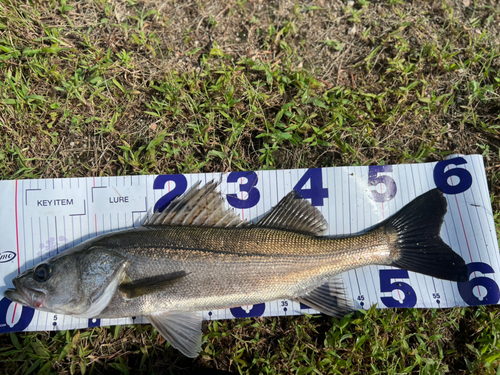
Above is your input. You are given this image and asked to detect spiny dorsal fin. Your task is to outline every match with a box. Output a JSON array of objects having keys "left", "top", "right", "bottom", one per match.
[
  {"left": 255, "top": 190, "right": 328, "bottom": 235},
  {"left": 143, "top": 180, "right": 246, "bottom": 228},
  {"left": 295, "top": 277, "right": 355, "bottom": 317}
]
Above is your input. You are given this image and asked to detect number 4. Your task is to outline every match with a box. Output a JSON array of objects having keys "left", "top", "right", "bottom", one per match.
[{"left": 293, "top": 169, "right": 329, "bottom": 206}]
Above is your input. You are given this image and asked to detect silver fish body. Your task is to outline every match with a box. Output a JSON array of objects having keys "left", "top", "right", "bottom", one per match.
[
  {"left": 93, "top": 225, "right": 392, "bottom": 318},
  {"left": 4, "top": 181, "right": 468, "bottom": 357}
]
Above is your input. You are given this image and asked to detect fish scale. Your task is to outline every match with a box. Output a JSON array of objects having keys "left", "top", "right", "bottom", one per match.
[
  {"left": 5, "top": 181, "right": 468, "bottom": 358},
  {"left": 95, "top": 226, "right": 392, "bottom": 318}
]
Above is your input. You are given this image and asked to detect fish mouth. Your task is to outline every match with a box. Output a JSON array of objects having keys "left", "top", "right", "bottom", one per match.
[{"left": 4, "top": 279, "right": 46, "bottom": 308}]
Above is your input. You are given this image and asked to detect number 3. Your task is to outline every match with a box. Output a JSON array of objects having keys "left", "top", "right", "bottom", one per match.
[{"left": 226, "top": 172, "right": 260, "bottom": 209}]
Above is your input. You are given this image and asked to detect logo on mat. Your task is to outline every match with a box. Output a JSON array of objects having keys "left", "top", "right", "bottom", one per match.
[{"left": 0, "top": 252, "right": 16, "bottom": 263}]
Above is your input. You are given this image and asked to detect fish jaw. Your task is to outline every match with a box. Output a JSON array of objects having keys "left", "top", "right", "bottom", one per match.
[{"left": 4, "top": 277, "right": 47, "bottom": 308}]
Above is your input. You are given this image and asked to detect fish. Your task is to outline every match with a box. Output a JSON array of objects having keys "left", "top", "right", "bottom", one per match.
[{"left": 4, "top": 181, "right": 468, "bottom": 357}]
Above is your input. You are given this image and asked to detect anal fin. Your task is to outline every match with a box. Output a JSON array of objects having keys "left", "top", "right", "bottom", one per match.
[
  {"left": 148, "top": 311, "right": 203, "bottom": 358},
  {"left": 296, "top": 277, "right": 355, "bottom": 317}
]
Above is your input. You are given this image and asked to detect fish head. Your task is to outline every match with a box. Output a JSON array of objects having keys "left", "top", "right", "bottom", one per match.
[{"left": 4, "top": 244, "right": 129, "bottom": 317}]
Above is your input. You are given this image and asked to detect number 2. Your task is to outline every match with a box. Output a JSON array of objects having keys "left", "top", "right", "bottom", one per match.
[{"left": 153, "top": 174, "right": 188, "bottom": 213}]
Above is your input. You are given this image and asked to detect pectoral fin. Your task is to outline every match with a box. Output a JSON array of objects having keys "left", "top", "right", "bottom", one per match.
[
  {"left": 148, "top": 311, "right": 203, "bottom": 358},
  {"left": 295, "top": 277, "right": 355, "bottom": 317},
  {"left": 119, "top": 271, "right": 188, "bottom": 299}
]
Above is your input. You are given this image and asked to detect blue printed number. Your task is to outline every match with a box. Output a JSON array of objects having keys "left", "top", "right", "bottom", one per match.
[
  {"left": 380, "top": 269, "right": 417, "bottom": 308},
  {"left": 368, "top": 165, "right": 397, "bottom": 203},
  {"left": 153, "top": 174, "right": 188, "bottom": 213},
  {"left": 88, "top": 318, "right": 101, "bottom": 328},
  {"left": 293, "top": 168, "right": 329, "bottom": 206},
  {"left": 458, "top": 263, "right": 500, "bottom": 305},
  {"left": 226, "top": 172, "right": 260, "bottom": 209},
  {"left": 230, "top": 303, "right": 266, "bottom": 318},
  {"left": 0, "top": 298, "right": 35, "bottom": 333},
  {"left": 433, "top": 157, "right": 473, "bottom": 195}
]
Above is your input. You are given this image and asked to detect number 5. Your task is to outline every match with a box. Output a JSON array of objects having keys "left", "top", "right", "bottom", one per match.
[
  {"left": 380, "top": 269, "right": 417, "bottom": 308},
  {"left": 368, "top": 165, "right": 397, "bottom": 202}
]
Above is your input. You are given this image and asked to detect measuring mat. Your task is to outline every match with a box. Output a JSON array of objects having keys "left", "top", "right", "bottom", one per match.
[{"left": 0, "top": 155, "right": 499, "bottom": 334}]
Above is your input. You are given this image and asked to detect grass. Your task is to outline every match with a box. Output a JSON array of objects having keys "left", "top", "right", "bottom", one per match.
[{"left": 0, "top": 0, "right": 500, "bottom": 373}]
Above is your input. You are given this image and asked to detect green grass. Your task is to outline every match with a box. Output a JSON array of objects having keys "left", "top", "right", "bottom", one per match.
[
  {"left": 1, "top": 0, "right": 500, "bottom": 373},
  {"left": 2, "top": 307, "right": 500, "bottom": 374}
]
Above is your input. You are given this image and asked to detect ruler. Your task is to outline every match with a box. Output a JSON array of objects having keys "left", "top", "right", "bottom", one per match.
[{"left": 1, "top": 155, "right": 498, "bottom": 333}]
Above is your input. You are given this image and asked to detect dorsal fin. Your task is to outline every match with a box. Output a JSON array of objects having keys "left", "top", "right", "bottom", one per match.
[
  {"left": 255, "top": 190, "right": 328, "bottom": 235},
  {"left": 143, "top": 180, "right": 246, "bottom": 228}
]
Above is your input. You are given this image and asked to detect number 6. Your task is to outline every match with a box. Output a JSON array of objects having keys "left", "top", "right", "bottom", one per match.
[
  {"left": 458, "top": 263, "right": 500, "bottom": 305},
  {"left": 433, "top": 157, "right": 472, "bottom": 194}
]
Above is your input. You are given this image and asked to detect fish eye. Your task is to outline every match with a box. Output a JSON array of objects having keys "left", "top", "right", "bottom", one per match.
[{"left": 33, "top": 264, "right": 52, "bottom": 282}]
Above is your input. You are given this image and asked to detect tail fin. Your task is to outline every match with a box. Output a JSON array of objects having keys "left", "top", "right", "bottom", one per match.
[{"left": 381, "top": 188, "right": 468, "bottom": 282}]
